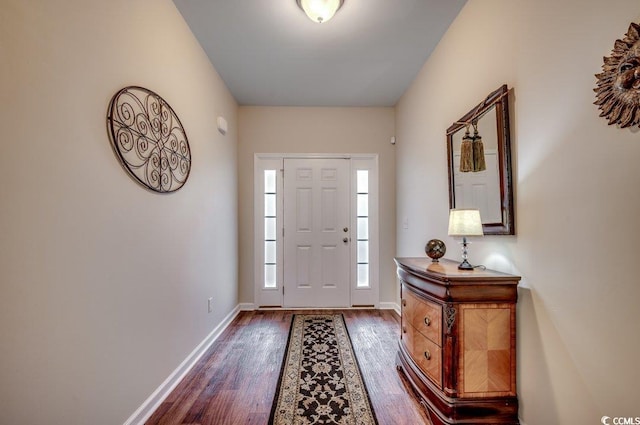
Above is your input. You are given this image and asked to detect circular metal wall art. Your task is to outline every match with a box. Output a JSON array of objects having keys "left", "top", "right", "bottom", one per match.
[
  {"left": 594, "top": 22, "right": 640, "bottom": 128},
  {"left": 106, "top": 86, "right": 191, "bottom": 193}
]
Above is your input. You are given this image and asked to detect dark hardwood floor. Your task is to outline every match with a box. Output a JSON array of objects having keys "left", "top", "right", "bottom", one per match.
[{"left": 146, "top": 309, "right": 430, "bottom": 425}]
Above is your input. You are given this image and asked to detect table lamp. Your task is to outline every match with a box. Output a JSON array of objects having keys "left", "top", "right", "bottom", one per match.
[{"left": 448, "top": 209, "right": 483, "bottom": 270}]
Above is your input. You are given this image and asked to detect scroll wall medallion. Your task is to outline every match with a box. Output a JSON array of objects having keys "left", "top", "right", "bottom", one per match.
[
  {"left": 106, "top": 86, "right": 191, "bottom": 193},
  {"left": 594, "top": 22, "right": 640, "bottom": 128}
]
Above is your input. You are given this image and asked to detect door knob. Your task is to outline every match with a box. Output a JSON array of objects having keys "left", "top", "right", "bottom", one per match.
[
  {"left": 343, "top": 227, "right": 349, "bottom": 232},
  {"left": 343, "top": 237, "right": 349, "bottom": 243}
]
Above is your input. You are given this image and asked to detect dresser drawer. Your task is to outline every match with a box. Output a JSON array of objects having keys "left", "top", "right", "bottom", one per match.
[
  {"left": 403, "top": 289, "right": 442, "bottom": 346},
  {"left": 402, "top": 322, "right": 442, "bottom": 388}
]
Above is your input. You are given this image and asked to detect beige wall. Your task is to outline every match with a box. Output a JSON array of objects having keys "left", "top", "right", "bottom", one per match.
[
  {"left": 238, "top": 107, "right": 396, "bottom": 304},
  {"left": 396, "top": 0, "right": 640, "bottom": 423},
  {"left": 0, "top": 1, "right": 238, "bottom": 424}
]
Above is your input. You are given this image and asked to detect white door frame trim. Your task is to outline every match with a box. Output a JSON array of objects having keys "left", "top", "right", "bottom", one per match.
[{"left": 253, "top": 153, "right": 379, "bottom": 308}]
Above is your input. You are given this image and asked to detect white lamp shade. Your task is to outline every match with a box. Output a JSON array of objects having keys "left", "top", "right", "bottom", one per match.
[
  {"left": 448, "top": 209, "right": 484, "bottom": 236},
  {"left": 298, "top": 0, "right": 343, "bottom": 23}
]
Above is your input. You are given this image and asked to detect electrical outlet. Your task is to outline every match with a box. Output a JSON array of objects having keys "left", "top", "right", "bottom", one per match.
[{"left": 207, "top": 297, "right": 213, "bottom": 313}]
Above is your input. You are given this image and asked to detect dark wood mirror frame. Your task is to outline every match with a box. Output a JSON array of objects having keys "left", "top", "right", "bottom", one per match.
[{"left": 446, "top": 84, "right": 515, "bottom": 235}]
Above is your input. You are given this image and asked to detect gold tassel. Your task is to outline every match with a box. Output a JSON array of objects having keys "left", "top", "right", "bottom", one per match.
[
  {"left": 459, "top": 126, "right": 473, "bottom": 172},
  {"left": 472, "top": 123, "right": 486, "bottom": 172}
]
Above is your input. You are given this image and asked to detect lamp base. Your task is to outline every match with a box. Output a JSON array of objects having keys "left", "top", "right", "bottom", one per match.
[{"left": 458, "top": 259, "right": 474, "bottom": 270}]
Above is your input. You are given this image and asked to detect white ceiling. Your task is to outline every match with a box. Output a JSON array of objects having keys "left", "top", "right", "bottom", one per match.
[{"left": 173, "top": 0, "right": 467, "bottom": 107}]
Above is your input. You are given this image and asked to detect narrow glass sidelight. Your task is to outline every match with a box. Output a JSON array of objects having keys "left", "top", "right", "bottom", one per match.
[
  {"left": 356, "top": 170, "right": 370, "bottom": 288},
  {"left": 264, "top": 170, "right": 277, "bottom": 288}
]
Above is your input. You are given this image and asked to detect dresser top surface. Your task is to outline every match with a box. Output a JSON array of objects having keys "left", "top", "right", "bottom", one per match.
[{"left": 394, "top": 257, "right": 521, "bottom": 284}]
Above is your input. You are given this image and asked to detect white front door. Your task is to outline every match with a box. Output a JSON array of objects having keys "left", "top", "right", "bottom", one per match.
[
  {"left": 283, "top": 158, "right": 351, "bottom": 307},
  {"left": 453, "top": 150, "right": 501, "bottom": 223}
]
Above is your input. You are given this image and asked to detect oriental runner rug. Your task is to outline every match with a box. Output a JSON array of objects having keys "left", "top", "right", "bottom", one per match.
[{"left": 269, "top": 314, "right": 378, "bottom": 425}]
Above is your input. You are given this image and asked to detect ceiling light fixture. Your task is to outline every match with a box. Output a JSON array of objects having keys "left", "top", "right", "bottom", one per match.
[{"left": 296, "top": 0, "right": 344, "bottom": 24}]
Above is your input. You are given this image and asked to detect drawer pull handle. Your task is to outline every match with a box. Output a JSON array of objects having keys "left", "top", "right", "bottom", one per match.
[
  {"left": 424, "top": 350, "right": 431, "bottom": 361},
  {"left": 402, "top": 299, "right": 407, "bottom": 307},
  {"left": 423, "top": 317, "right": 431, "bottom": 326},
  {"left": 402, "top": 326, "right": 406, "bottom": 333}
]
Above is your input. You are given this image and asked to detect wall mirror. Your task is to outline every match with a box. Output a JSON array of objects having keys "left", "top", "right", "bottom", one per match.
[{"left": 446, "top": 84, "right": 514, "bottom": 235}]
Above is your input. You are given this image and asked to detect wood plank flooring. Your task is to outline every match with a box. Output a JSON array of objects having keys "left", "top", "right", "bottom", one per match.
[{"left": 146, "top": 309, "right": 430, "bottom": 425}]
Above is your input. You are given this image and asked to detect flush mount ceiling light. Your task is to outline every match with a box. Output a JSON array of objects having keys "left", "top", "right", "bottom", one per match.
[{"left": 296, "top": 0, "right": 344, "bottom": 24}]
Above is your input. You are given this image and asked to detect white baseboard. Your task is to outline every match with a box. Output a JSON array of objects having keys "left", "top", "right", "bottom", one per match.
[
  {"left": 123, "top": 305, "right": 242, "bottom": 425},
  {"left": 379, "top": 301, "right": 401, "bottom": 316},
  {"left": 238, "top": 302, "right": 256, "bottom": 311}
]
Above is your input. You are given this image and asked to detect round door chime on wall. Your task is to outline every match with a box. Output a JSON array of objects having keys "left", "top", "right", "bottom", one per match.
[{"left": 106, "top": 86, "right": 191, "bottom": 193}]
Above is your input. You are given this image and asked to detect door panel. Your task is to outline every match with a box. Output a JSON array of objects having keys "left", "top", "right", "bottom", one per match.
[
  {"left": 453, "top": 150, "right": 501, "bottom": 223},
  {"left": 283, "top": 158, "right": 350, "bottom": 307}
]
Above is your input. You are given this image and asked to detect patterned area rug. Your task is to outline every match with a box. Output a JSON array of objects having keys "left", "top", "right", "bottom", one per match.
[{"left": 269, "top": 314, "right": 378, "bottom": 425}]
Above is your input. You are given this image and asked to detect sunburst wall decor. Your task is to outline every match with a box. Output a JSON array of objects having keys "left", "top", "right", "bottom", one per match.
[
  {"left": 106, "top": 86, "right": 191, "bottom": 193},
  {"left": 594, "top": 22, "right": 640, "bottom": 128}
]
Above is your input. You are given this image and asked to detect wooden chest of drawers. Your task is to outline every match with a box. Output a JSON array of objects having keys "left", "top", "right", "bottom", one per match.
[{"left": 395, "top": 257, "right": 520, "bottom": 425}]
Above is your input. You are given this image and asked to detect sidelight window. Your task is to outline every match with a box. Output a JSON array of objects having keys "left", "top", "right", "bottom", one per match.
[
  {"left": 264, "top": 170, "right": 277, "bottom": 288},
  {"left": 356, "top": 169, "right": 369, "bottom": 288}
]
